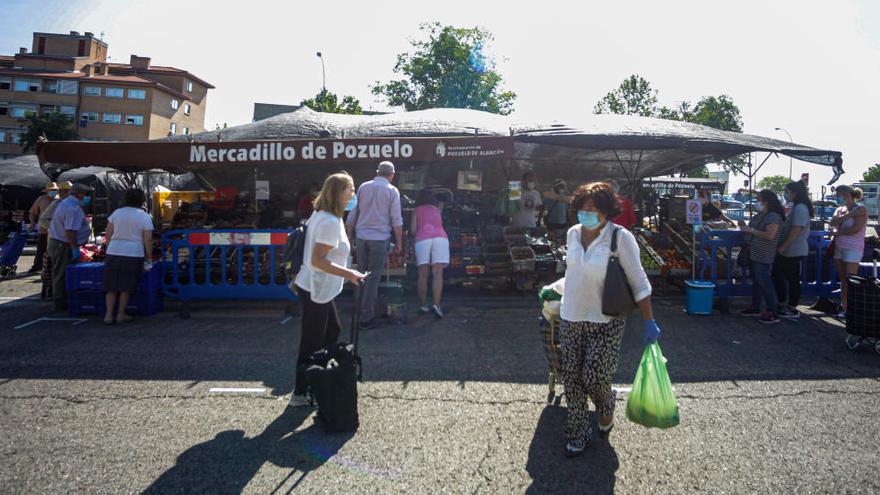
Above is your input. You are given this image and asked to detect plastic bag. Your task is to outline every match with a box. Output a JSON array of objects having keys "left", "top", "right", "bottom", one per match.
[{"left": 626, "top": 342, "right": 680, "bottom": 429}]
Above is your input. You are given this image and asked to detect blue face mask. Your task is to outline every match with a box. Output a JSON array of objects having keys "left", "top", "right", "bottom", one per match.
[
  {"left": 48, "top": 191, "right": 57, "bottom": 198},
  {"left": 836, "top": 196, "right": 846, "bottom": 207},
  {"left": 82, "top": 196, "right": 91, "bottom": 206},
  {"left": 345, "top": 194, "right": 357, "bottom": 212},
  {"left": 577, "top": 210, "right": 601, "bottom": 229}
]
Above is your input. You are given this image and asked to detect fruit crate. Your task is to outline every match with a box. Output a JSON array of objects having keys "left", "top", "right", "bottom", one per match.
[
  {"left": 66, "top": 262, "right": 106, "bottom": 291},
  {"left": 510, "top": 246, "right": 536, "bottom": 272}
]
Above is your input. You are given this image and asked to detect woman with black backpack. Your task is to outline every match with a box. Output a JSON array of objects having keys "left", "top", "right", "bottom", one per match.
[{"left": 289, "top": 172, "right": 366, "bottom": 408}]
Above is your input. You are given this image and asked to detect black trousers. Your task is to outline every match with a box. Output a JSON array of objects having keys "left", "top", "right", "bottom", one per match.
[
  {"left": 772, "top": 254, "right": 804, "bottom": 307},
  {"left": 31, "top": 233, "right": 48, "bottom": 271},
  {"left": 294, "top": 289, "right": 341, "bottom": 395}
]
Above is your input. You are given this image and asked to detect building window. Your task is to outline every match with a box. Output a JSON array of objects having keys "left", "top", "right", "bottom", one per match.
[
  {"left": 185, "top": 80, "right": 193, "bottom": 92},
  {"left": 84, "top": 86, "right": 101, "bottom": 96},
  {"left": 105, "top": 87, "right": 124, "bottom": 98},
  {"left": 183, "top": 103, "right": 191, "bottom": 115},
  {"left": 77, "top": 39, "right": 86, "bottom": 57},
  {"left": 14, "top": 80, "right": 41, "bottom": 92},
  {"left": 169, "top": 123, "right": 177, "bottom": 135},
  {"left": 10, "top": 105, "right": 37, "bottom": 118},
  {"left": 103, "top": 113, "right": 122, "bottom": 124},
  {"left": 0, "top": 131, "right": 6, "bottom": 142},
  {"left": 0, "top": 79, "right": 10, "bottom": 90},
  {"left": 182, "top": 127, "right": 189, "bottom": 135},
  {"left": 57, "top": 81, "right": 78, "bottom": 95},
  {"left": 59, "top": 106, "right": 76, "bottom": 116},
  {"left": 127, "top": 89, "right": 146, "bottom": 100},
  {"left": 171, "top": 99, "right": 179, "bottom": 110},
  {"left": 0, "top": 103, "right": 7, "bottom": 116},
  {"left": 81, "top": 112, "right": 98, "bottom": 122},
  {"left": 44, "top": 80, "right": 58, "bottom": 93},
  {"left": 38, "top": 37, "right": 46, "bottom": 55},
  {"left": 125, "top": 114, "right": 144, "bottom": 126},
  {"left": 11, "top": 132, "right": 23, "bottom": 144}
]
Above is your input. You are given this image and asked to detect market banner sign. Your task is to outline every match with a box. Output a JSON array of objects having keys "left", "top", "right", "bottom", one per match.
[{"left": 37, "top": 136, "right": 513, "bottom": 171}]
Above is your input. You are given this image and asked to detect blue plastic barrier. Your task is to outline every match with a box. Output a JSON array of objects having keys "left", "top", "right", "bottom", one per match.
[
  {"left": 723, "top": 208, "right": 745, "bottom": 221},
  {"left": 695, "top": 230, "right": 839, "bottom": 311},
  {"left": 160, "top": 230, "right": 298, "bottom": 305}
]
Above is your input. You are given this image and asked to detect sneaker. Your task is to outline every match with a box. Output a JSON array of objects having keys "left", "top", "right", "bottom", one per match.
[
  {"left": 739, "top": 307, "right": 762, "bottom": 317},
  {"left": 288, "top": 393, "right": 310, "bottom": 408},
  {"left": 759, "top": 312, "right": 781, "bottom": 324},
  {"left": 598, "top": 421, "right": 614, "bottom": 440},
  {"left": 431, "top": 305, "right": 444, "bottom": 319},
  {"left": 778, "top": 307, "right": 800, "bottom": 320},
  {"left": 836, "top": 309, "right": 847, "bottom": 320},
  {"left": 418, "top": 305, "right": 430, "bottom": 314},
  {"left": 564, "top": 441, "right": 587, "bottom": 458}
]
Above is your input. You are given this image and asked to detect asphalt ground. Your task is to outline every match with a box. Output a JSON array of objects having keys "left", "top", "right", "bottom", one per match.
[{"left": 1, "top": 254, "right": 879, "bottom": 494}]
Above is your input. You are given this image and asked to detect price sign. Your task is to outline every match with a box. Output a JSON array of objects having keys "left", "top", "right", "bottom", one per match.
[{"left": 686, "top": 199, "right": 702, "bottom": 225}]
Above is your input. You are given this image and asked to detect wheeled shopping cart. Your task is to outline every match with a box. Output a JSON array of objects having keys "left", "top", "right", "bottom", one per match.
[{"left": 845, "top": 254, "right": 880, "bottom": 356}]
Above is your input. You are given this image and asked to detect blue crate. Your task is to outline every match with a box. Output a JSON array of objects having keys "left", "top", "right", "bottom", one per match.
[
  {"left": 125, "top": 290, "right": 163, "bottom": 315},
  {"left": 68, "top": 290, "right": 106, "bottom": 316},
  {"left": 66, "top": 262, "right": 105, "bottom": 291},
  {"left": 136, "top": 262, "right": 163, "bottom": 293}
]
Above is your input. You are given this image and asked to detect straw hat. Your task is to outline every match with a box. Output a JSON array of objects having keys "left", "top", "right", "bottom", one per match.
[
  {"left": 43, "top": 181, "right": 59, "bottom": 192},
  {"left": 58, "top": 181, "right": 73, "bottom": 191}
]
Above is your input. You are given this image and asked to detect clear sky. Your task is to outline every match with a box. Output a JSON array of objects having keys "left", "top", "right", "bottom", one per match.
[{"left": 2, "top": 0, "right": 878, "bottom": 188}]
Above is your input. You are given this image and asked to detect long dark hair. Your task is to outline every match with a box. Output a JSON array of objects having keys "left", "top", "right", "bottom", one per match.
[
  {"left": 416, "top": 189, "right": 439, "bottom": 207},
  {"left": 785, "top": 181, "right": 814, "bottom": 217},
  {"left": 758, "top": 189, "right": 786, "bottom": 220}
]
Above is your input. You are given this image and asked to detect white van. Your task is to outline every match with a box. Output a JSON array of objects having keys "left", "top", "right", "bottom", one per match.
[{"left": 854, "top": 182, "right": 879, "bottom": 219}]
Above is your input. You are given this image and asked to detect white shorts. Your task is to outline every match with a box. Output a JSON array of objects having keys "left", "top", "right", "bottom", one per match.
[
  {"left": 415, "top": 237, "right": 450, "bottom": 266},
  {"left": 834, "top": 247, "right": 862, "bottom": 263}
]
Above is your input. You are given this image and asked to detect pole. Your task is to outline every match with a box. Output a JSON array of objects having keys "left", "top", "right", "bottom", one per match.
[
  {"left": 774, "top": 127, "right": 794, "bottom": 180},
  {"left": 316, "top": 52, "right": 326, "bottom": 112}
]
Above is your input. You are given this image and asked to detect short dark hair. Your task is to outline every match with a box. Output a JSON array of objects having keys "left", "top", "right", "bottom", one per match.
[
  {"left": 571, "top": 182, "right": 621, "bottom": 218},
  {"left": 124, "top": 188, "right": 146, "bottom": 208}
]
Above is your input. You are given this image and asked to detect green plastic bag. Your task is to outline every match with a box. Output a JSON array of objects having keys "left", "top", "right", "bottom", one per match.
[{"left": 626, "top": 342, "right": 680, "bottom": 429}]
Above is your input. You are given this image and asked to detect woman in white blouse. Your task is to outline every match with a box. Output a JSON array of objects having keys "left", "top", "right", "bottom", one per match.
[
  {"left": 289, "top": 172, "right": 366, "bottom": 408},
  {"left": 559, "top": 182, "right": 660, "bottom": 457}
]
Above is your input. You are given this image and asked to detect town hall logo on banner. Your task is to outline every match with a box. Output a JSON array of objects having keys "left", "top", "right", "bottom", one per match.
[{"left": 435, "top": 142, "right": 447, "bottom": 158}]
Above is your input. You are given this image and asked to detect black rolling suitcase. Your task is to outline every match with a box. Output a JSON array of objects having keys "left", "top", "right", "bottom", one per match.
[
  {"left": 304, "top": 285, "right": 363, "bottom": 432},
  {"left": 845, "top": 251, "right": 880, "bottom": 355}
]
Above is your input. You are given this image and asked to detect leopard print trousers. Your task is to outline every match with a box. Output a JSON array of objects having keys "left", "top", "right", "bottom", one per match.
[{"left": 560, "top": 318, "right": 625, "bottom": 447}]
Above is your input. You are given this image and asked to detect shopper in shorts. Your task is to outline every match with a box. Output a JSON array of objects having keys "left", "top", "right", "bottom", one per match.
[
  {"left": 411, "top": 189, "right": 449, "bottom": 318},
  {"left": 830, "top": 185, "right": 868, "bottom": 319}
]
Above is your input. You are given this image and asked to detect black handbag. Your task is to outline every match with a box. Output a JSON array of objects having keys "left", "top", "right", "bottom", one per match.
[{"left": 602, "top": 227, "right": 637, "bottom": 317}]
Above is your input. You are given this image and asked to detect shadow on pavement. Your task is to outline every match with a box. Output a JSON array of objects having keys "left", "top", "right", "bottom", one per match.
[
  {"left": 2, "top": 295, "right": 878, "bottom": 395},
  {"left": 525, "top": 406, "right": 618, "bottom": 494},
  {"left": 143, "top": 406, "right": 352, "bottom": 494}
]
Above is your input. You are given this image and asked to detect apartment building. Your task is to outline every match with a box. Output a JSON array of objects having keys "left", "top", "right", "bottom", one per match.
[{"left": 0, "top": 31, "right": 213, "bottom": 159}]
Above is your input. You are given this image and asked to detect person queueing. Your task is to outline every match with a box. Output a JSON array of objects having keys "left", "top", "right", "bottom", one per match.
[
  {"left": 510, "top": 172, "right": 543, "bottom": 229},
  {"left": 772, "top": 181, "right": 813, "bottom": 320},
  {"left": 559, "top": 182, "right": 659, "bottom": 457},
  {"left": 411, "top": 189, "right": 449, "bottom": 318},
  {"left": 697, "top": 189, "right": 737, "bottom": 227},
  {"left": 102, "top": 189, "right": 154, "bottom": 325},
  {"left": 738, "top": 189, "right": 785, "bottom": 324},
  {"left": 830, "top": 185, "right": 867, "bottom": 319},
  {"left": 541, "top": 179, "right": 571, "bottom": 230},
  {"left": 345, "top": 161, "right": 404, "bottom": 330},
  {"left": 606, "top": 179, "right": 637, "bottom": 229},
  {"left": 47, "top": 183, "right": 93, "bottom": 312},
  {"left": 290, "top": 173, "right": 366, "bottom": 407},
  {"left": 26, "top": 182, "right": 58, "bottom": 273}
]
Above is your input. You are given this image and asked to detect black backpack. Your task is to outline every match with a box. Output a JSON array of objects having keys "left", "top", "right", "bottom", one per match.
[{"left": 283, "top": 224, "right": 307, "bottom": 278}]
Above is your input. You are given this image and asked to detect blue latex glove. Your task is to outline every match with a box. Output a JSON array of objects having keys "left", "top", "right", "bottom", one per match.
[
  {"left": 71, "top": 246, "right": 81, "bottom": 262},
  {"left": 643, "top": 319, "right": 661, "bottom": 346}
]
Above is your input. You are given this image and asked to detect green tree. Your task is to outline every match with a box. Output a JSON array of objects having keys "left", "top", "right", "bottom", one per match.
[
  {"left": 757, "top": 175, "right": 790, "bottom": 194},
  {"left": 863, "top": 163, "right": 880, "bottom": 182},
  {"left": 372, "top": 22, "right": 516, "bottom": 115},
  {"left": 594, "top": 75, "right": 659, "bottom": 117},
  {"left": 301, "top": 90, "right": 363, "bottom": 115},
  {"left": 19, "top": 112, "right": 77, "bottom": 153}
]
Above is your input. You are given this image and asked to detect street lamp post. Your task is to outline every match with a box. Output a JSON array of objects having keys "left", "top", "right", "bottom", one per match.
[
  {"left": 774, "top": 127, "right": 794, "bottom": 180},
  {"left": 316, "top": 52, "right": 326, "bottom": 113}
]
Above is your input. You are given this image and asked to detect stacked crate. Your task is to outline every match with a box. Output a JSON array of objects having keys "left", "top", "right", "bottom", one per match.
[{"left": 67, "top": 262, "right": 163, "bottom": 316}]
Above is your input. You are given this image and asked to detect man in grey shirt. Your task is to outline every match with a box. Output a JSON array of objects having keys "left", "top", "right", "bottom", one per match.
[
  {"left": 346, "top": 161, "right": 404, "bottom": 328},
  {"left": 48, "top": 183, "right": 93, "bottom": 311}
]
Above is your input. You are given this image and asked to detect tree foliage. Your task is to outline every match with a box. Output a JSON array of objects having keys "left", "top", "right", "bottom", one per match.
[
  {"left": 863, "top": 163, "right": 880, "bottom": 182},
  {"left": 301, "top": 90, "right": 363, "bottom": 115},
  {"left": 19, "top": 112, "right": 77, "bottom": 153},
  {"left": 757, "top": 175, "right": 791, "bottom": 194},
  {"left": 594, "top": 75, "right": 659, "bottom": 117},
  {"left": 372, "top": 23, "right": 516, "bottom": 115}
]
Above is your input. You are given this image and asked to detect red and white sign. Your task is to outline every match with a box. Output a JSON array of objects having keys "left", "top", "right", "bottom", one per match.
[
  {"left": 686, "top": 199, "right": 702, "bottom": 225},
  {"left": 189, "top": 232, "right": 288, "bottom": 246}
]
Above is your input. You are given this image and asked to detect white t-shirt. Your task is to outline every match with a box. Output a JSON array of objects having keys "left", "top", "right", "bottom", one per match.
[
  {"left": 560, "top": 223, "right": 652, "bottom": 323},
  {"left": 106, "top": 207, "right": 153, "bottom": 258},
  {"left": 294, "top": 211, "right": 350, "bottom": 304},
  {"left": 510, "top": 189, "right": 543, "bottom": 228}
]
